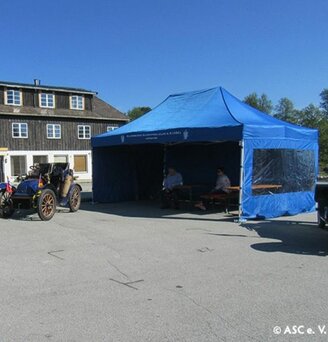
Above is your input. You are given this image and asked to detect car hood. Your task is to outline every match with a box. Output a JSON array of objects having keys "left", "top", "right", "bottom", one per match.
[{"left": 16, "top": 179, "right": 39, "bottom": 195}]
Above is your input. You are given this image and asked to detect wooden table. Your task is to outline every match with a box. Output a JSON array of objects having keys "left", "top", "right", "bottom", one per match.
[{"left": 227, "top": 184, "right": 282, "bottom": 192}]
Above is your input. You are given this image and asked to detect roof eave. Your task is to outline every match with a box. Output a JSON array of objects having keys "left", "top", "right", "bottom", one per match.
[
  {"left": 0, "top": 111, "right": 129, "bottom": 122},
  {"left": 0, "top": 82, "right": 97, "bottom": 95}
]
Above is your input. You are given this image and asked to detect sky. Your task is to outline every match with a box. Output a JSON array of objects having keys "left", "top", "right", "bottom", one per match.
[{"left": 0, "top": 0, "right": 327, "bottom": 113}]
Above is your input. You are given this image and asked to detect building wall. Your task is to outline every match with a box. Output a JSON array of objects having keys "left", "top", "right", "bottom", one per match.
[
  {"left": 2, "top": 149, "right": 92, "bottom": 181},
  {"left": 0, "top": 85, "right": 126, "bottom": 182},
  {"left": 0, "top": 116, "right": 119, "bottom": 151},
  {"left": 0, "top": 116, "right": 122, "bottom": 181},
  {"left": 0, "top": 88, "right": 4, "bottom": 105}
]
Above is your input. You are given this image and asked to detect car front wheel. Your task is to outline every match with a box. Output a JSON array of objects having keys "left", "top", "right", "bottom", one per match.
[
  {"left": 37, "top": 189, "right": 56, "bottom": 221},
  {"left": 0, "top": 191, "right": 14, "bottom": 218}
]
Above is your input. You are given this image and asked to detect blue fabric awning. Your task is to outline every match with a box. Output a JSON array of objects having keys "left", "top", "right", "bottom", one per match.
[{"left": 92, "top": 87, "right": 317, "bottom": 147}]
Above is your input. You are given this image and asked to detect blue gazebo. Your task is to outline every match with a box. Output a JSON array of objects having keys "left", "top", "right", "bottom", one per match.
[{"left": 92, "top": 87, "right": 318, "bottom": 220}]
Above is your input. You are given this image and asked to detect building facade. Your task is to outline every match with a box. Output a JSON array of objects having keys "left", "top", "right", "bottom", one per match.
[{"left": 0, "top": 80, "right": 128, "bottom": 182}]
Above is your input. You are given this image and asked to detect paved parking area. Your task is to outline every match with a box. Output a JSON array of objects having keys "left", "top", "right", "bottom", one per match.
[{"left": 0, "top": 202, "right": 328, "bottom": 341}]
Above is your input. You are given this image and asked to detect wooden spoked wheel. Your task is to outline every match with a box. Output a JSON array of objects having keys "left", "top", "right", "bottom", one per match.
[
  {"left": 0, "top": 191, "right": 14, "bottom": 218},
  {"left": 69, "top": 185, "right": 81, "bottom": 212},
  {"left": 37, "top": 189, "right": 56, "bottom": 221}
]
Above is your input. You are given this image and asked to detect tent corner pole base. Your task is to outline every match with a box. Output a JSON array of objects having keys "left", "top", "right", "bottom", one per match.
[{"left": 234, "top": 218, "right": 247, "bottom": 224}]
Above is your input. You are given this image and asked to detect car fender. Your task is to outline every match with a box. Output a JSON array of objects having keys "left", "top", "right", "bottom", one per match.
[{"left": 68, "top": 183, "right": 82, "bottom": 196}]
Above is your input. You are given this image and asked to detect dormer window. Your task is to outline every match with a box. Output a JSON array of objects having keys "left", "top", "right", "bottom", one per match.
[
  {"left": 70, "top": 95, "right": 84, "bottom": 110},
  {"left": 40, "top": 93, "right": 55, "bottom": 108},
  {"left": 6, "top": 89, "right": 22, "bottom": 106}
]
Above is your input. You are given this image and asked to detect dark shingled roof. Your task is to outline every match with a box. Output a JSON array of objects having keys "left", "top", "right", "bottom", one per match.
[
  {"left": 0, "top": 80, "right": 96, "bottom": 95},
  {"left": 0, "top": 96, "right": 129, "bottom": 122}
]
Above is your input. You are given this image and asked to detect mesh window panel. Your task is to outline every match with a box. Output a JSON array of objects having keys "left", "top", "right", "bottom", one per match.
[{"left": 252, "top": 149, "right": 315, "bottom": 196}]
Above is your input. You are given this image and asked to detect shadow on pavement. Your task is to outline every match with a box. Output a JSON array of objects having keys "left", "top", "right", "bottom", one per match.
[
  {"left": 82, "top": 201, "right": 328, "bottom": 257},
  {"left": 80, "top": 200, "right": 238, "bottom": 223},
  {"left": 242, "top": 219, "right": 328, "bottom": 257},
  {"left": 6, "top": 206, "right": 72, "bottom": 221}
]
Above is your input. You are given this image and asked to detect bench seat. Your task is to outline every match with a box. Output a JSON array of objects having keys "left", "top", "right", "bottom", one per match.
[{"left": 200, "top": 191, "right": 239, "bottom": 212}]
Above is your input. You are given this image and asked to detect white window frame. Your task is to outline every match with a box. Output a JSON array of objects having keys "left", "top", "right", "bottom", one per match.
[
  {"left": 107, "top": 125, "right": 118, "bottom": 132},
  {"left": 78, "top": 125, "right": 91, "bottom": 139},
  {"left": 5, "top": 89, "right": 22, "bottom": 106},
  {"left": 47, "top": 124, "right": 61, "bottom": 139},
  {"left": 10, "top": 155, "right": 27, "bottom": 176},
  {"left": 39, "top": 93, "right": 55, "bottom": 108},
  {"left": 12, "top": 123, "right": 28, "bottom": 138},
  {"left": 70, "top": 95, "right": 84, "bottom": 110}
]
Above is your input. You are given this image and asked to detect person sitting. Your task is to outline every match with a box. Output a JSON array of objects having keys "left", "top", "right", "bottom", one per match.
[
  {"left": 195, "top": 167, "right": 231, "bottom": 211},
  {"left": 160, "top": 167, "right": 183, "bottom": 209}
]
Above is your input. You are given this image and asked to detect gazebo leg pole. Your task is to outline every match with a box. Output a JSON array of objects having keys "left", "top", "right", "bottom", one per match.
[
  {"left": 163, "top": 144, "right": 167, "bottom": 179},
  {"left": 237, "top": 140, "right": 246, "bottom": 223}
]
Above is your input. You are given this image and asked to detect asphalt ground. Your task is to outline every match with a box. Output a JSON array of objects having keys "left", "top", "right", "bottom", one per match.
[{"left": 0, "top": 202, "right": 327, "bottom": 342}]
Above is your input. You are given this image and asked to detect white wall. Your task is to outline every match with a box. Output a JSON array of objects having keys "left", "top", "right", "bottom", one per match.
[{"left": 3, "top": 150, "right": 92, "bottom": 181}]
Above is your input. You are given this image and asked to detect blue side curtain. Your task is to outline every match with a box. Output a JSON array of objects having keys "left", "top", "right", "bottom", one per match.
[{"left": 242, "top": 138, "right": 318, "bottom": 219}]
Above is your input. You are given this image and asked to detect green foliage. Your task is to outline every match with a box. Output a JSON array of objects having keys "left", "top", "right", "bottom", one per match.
[
  {"left": 127, "top": 106, "right": 151, "bottom": 121},
  {"left": 243, "top": 93, "right": 259, "bottom": 109},
  {"left": 320, "top": 89, "right": 328, "bottom": 114},
  {"left": 295, "top": 104, "right": 328, "bottom": 168},
  {"left": 318, "top": 120, "right": 328, "bottom": 167},
  {"left": 244, "top": 93, "right": 273, "bottom": 114},
  {"left": 295, "top": 104, "right": 323, "bottom": 128},
  {"left": 274, "top": 97, "right": 298, "bottom": 123}
]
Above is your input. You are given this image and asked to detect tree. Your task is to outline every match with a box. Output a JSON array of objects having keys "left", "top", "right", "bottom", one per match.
[
  {"left": 244, "top": 93, "right": 273, "bottom": 114},
  {"left": 319, "top": 119, "right": 328, "bottom": 167},
  {"left": 127, "top": 106, "right": 151, "bottom": 121},
  {"left": 294, "top": 104, "right": 327, "bottom": 167},
  {"left": 320, "top": 89, "right": 328, "bottom": 114},
  {"left": 319, "top": 89, "right": 328, "bottom": 166},
  {"left": 296, "top": 104, "right": 323, "bottom": 128},
  {"left": 258, "top": 94, "right": 273, "bottom": 114},
  {"left": 274, "top": 97, "right": 297, "bottom": 123},
  {"left": 243, "top": 92, "right": 259, "bottom": 109}
]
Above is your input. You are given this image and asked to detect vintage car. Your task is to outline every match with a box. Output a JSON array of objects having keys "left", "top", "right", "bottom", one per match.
[{"left": 0, "top": 163, "right": 82, "bottom": 221}]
